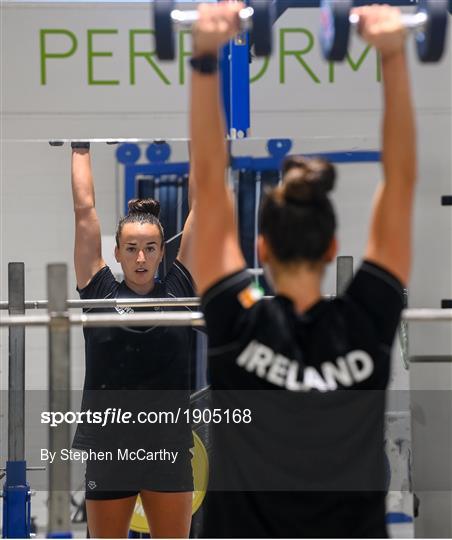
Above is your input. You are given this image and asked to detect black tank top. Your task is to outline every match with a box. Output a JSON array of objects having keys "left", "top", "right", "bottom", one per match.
[
  {"left": 200, "top": 260, "right": 404, "bottom": 537},
  {"left": 73, "top": 261, "right": 195, "bottom": 450}
]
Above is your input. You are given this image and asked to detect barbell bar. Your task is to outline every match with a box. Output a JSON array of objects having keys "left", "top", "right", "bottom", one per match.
[
  {"left": 0, "top": 297, "right": 200, "bottom": 310},
  {"left": 0, "top": 467, "right": 46, "bottom": 472},
  {"left": 320, "top": 0, "right": 448, "bottom": 62},
  {"left": 48, "top": 139, "right": 156, "bottom": 147},
  {"left": 0, "top": 312, "right": 206, "bottom": 328},
  {"left": 6, "top": 135, "right": 377, "bottom": 144},
  {"left": 1, "top": 309, "right": 452, "bottom": 327},
  {"left": 0, "top": 295, "right": 337, "bottom": 311},
  {"left": 153, "top": 0, "right": 274, "bottom": 60},
  {"left": 49, "top": 140, "right": 119, "bottom": 146}
]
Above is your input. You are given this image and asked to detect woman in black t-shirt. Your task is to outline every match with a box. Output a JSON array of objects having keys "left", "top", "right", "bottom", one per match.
[
  {"left": 188, "top": 3, "right": 416, "bottom": 538},
  {"left": 70, "top": 145, "right": 196, "bottom": 537}
]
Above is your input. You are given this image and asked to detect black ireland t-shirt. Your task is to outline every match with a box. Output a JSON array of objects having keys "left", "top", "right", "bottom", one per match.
[
  {"left": 73, "top": 260, "right": 195, "bottom": 450},
  {"left": 200, "top": 260, "right": 404, "bottom": 538}
]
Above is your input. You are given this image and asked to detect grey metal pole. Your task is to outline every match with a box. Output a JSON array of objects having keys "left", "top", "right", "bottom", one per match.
[
  {"left": 195, "top": 332, "right": 208, "bottom": 391},
  {"left": 398, "top": 288, "right": 409, "bottom": 369},
  {"left": 336, "top": 256, "right": 354, "bottom": 296},
  {"left": 8, "top": 262, "right": 25, "bottom": 461},
  {"left": 47, "top": 264, "right": 71, "bottom": 535}
]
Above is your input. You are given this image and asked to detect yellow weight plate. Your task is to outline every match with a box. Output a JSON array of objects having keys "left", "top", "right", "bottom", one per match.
[{"left": 191, "top": 430, "right": 209, "bottom": 515}]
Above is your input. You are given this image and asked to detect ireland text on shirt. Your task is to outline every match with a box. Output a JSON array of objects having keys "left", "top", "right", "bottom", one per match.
[{"left": 237, "top": 341, "right": 374, "bottom": 391}]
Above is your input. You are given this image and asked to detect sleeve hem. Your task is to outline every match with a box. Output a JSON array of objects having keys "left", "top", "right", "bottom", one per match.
[
  {"left": 76, "top": 265, "right": 110, "bottom": 296},
  {"left": 201, "top": 269, "right": 251, "bottom": 310},
  {"left": 173, "top": 259, "right": 195, "bottom": 289},
  {"left": 361, "top": 260, "right": 405, "bottom": 298}
]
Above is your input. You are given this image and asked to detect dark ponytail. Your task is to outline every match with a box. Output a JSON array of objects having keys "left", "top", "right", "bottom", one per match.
[
  {"left": 259, "top": 157, "right": 337, "bottom": 263},
  {"left": 116, "top": 198, "right": 164, "bottom": 247}
]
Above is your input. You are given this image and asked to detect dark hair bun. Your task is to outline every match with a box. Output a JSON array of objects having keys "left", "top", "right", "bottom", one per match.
[
  {"left": 281, "top": 156, "right": 336, "bottom": 204},
  {"left": 127, "top": 198, "right": 160, "bottom": 218}
]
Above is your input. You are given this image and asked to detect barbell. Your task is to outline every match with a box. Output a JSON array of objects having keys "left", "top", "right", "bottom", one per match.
[
  {"left": 320, "top": 0, "right": 448, "bottom": 62},
  {"left": 153, "top": 0, "right": 274, "bottom": 60},
  {"left": 2, "top": 309, "right": 452, "bottom": 327},
  {"left": 49, "top": 140, "right": 120, "bottom": 146}
]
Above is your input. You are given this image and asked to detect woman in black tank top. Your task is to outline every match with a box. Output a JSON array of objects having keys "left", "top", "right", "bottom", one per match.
[
  {"left": 186, "top": 3, "right": 417, "bottom": 538},
  {"left": 70, "top": 143, "right": 196, "bottom": 537}
]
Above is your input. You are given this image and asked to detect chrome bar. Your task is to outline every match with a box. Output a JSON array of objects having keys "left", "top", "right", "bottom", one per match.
[
  {"left": 171, "top": 7, "right": 254, "bottom": 30},
  {"left": 78, "top": 312, "right": 205, "bottom": 327},
  {"left": 2, "top": 309, "right": 452, "bottom": 327},
  {"left": 1, "top": 297, "right": 199, "bottom": 310},
  {"left": 402, "top": 309, "right": 452, "bottom": 322},
  {"left": 350, "top": 11, "right": 427, "bottom": 29},
  {"left": 336, "top": 256, "right": 353, "bottom": 296},
  {"left": 70, "top": 297, "right": 200, "bottom": 309},
  {"left": 1, "top": 292, "right": 333, "bottom": 310}
]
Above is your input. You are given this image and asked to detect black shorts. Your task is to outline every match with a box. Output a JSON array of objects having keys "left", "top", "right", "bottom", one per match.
[
  {"left": 201, "top": 491, "right": 388, "bottom": 538},
  {"left": 84, "top": 448, "right": 194, "bottom": 500}
]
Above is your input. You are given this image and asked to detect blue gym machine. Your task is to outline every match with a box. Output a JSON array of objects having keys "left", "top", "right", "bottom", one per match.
[{"left": 116, "top": 138, "right": 381, "bottom": 282}]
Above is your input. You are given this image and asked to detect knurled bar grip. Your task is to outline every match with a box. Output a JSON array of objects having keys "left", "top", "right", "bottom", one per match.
[
  {"left": 171, "top": 6, "right": 254, "bottom": 30},
  {"left": 349, "top": 11, "right": 428, "bottom": 29}
]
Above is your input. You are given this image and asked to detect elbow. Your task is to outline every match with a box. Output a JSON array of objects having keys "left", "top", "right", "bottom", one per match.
[{"left": 74, "top": 204, "right": 96, "bottom": 214}]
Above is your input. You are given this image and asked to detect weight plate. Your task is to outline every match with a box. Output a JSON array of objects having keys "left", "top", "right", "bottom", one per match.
[
  {"left": 154, "top": 0, "right": 176, "bottom": 61},
  {"left": 319, "top": 0, "right": 352, "bottom": 62},
  {"left": 146, "top": 141, "right": 171, "bottom": 163},
  {"left": 416, "top": 0, "right": 448, "bottom": 62},
  {"left": 250, "top": 0, "right": 273, "bottom": 57},
  {"left": 116, "top": 143, "right": 141, "bottom": 165}
]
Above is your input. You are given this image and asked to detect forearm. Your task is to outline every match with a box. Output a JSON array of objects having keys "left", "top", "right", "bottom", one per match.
[
  {"left": 71, "top": 149, "right": 96, "bottom": 210},
  {"left": 190, "top": 71, "right": 228, "bottom": 181},
  {"left": 381, "top": 50, "right": 416, "bottom": 184}
]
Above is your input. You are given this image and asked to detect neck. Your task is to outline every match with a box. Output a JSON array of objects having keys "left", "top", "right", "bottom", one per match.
[
  {"left": 271, "top": 264, "right": 323, "bottom": 314},
  {"left": 124, "top": 279, "right": 155, "bottom": 296}
]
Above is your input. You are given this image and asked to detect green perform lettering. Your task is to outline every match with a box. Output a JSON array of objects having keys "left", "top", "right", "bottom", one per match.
[
  {"left": 40, "top": 29, "right": 77, "bottom": 85},
  {"left": 328, "top": 45, "right": 372, "bottom": 82},
  {"left": 87, "top": 29, "right": 119, "bottom": 85},
  {"left": 279, "top": 29, "right": 320, "bottom": 84},
  {"left": 178, "top": 31, "right": 192, "bottom": 85},
  {"left": 129, "top": 30, "right": 170, "bottom": 85}
]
